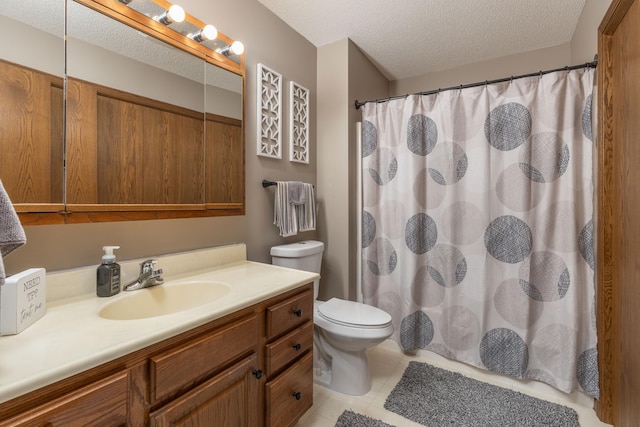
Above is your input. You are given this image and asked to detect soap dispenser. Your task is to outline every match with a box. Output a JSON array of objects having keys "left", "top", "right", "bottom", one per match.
[{"left": 97, "top": 246, "right": 121, "bottom": 297}]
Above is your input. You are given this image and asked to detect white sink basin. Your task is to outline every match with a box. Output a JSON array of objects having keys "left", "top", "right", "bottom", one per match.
[{"left": 99, "top": 280, "right": 230, "bottom": 320}]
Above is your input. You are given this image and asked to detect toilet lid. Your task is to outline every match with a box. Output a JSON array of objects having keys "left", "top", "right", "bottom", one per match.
[{"left": 317, "top": 298, "right": 392, "bottom": 328}]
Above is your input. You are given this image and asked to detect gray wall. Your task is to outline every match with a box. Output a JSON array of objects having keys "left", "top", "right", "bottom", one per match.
[
  {"left": 316, "top": 40, "right": 389, "bottom": 301},
  {"left": 5, "top": 0, "right": 318, "bottom": 276},
  {"left": 317, "top": 39, "right": 349, "bottom": 300}
]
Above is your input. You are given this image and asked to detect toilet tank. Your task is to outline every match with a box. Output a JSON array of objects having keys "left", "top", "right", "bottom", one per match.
[{"left": 270, "top": 240, "right": 324, "bottom": 273}]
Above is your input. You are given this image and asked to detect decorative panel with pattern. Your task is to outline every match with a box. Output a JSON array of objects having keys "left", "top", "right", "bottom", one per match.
[
  {"left": 257, "top": 63, "right": 282, "bottom": 159},
  {"left": 289, "top": 81, "right": 309, "bottom": 164}
]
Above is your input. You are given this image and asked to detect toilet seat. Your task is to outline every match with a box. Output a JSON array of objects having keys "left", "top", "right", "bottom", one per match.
[{"left": 317, "top": 298, "right": 392, "bottom": 329}]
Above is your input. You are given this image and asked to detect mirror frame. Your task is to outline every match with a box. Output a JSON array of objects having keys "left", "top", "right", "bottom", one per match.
[{"left": 17, "top": 0, "right": 245, "bottom": 225}]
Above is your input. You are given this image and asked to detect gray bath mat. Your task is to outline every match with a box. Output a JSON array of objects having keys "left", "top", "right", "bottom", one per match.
[
  {"left": 335, "top": 410, "right": 396, "bottom": 427},
  {"left": 384, "top": 361, "right": 580, "bottom": 427}
]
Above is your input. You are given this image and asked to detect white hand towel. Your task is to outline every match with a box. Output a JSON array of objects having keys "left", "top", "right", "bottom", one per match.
[
  {"left": 274, "top": 181, "right": 298, "bottom": 237},
  {"left": 0, "top": 181, "right": 26, "bottom": 285},
  {"left": 296, "top": 183, "right": 316, "bottom": 232}
]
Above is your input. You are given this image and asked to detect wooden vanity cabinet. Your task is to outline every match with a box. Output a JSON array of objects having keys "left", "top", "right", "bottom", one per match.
[{"left": 0, "top": 283, "right": 314, "bottom": 427}]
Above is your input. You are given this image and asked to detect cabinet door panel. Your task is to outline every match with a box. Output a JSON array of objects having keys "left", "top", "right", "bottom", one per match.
[{"left": 150, "top": 354, "right": 259, "bottom": 427}]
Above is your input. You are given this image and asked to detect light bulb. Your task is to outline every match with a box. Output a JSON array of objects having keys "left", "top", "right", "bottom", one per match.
[
  {"left": 229, "top": 41, "right": 244, "bottom": 55},
  {"left": 191, "top": 24, "right": 217, "bottom": 42},
  {"left": 167, "top": 5, "right": 185, "bottom": 23},
  {"left": 157, "top": 4, "right": 185, "bottom": 25}
]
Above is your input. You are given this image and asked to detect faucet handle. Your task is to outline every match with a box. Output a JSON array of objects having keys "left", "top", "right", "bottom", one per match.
[{"left": 140, "top": 259, "right": 158, "bottom": 273}]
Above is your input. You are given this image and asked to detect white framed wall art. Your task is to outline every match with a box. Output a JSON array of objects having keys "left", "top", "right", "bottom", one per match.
[
  {"left": 289, "top": 81, "right": 310, "bottom": 164},
  {"left": 256, "top": 63, "right": 282, "bottom": 159}
]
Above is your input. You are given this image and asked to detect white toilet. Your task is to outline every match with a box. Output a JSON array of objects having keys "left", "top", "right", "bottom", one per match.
[{"left": 271, "top": 240, "right": 393, "bottom": 396}]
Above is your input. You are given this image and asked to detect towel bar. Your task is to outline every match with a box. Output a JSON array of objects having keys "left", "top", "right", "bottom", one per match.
[{"left": 262, "top": 180, "right": 315, "bottom": 189}]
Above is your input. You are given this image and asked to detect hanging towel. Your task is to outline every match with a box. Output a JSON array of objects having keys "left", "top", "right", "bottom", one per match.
[
  {"left": 0, "top": 181, "right": 26, "bottom": 285},
  {"left": 296, "top": 183, "right": 316, "bottom": 232},
  {"left": 288, "top": 181, "right": 306, "bottom": 205},
  {"left": 273, "top": 181, "right": 316, "bottom": 236},
  {"left": 274, "top": 181, "right": 298, "bottom": 237}
]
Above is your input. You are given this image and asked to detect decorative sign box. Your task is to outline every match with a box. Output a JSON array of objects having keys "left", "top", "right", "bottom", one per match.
[{"left": 0, "top": 268, "right": 46, "bottom": 335}]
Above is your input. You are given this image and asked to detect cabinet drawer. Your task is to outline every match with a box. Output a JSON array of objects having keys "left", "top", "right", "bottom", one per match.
[
  {"left": 0, "top": 370, "right": 129, "bottom": 427},
  {"left": 150, "top": 314, "right": 258, "bottom": 403},
  {"left": 266, "top": 289, "right": 313, "bottom": 339},
  {"left": 265, "top": 321, "right": 313, "bottom": 377},
  {"left": 265, "top": 351, "right": 313, "bottom": 427},
  {"left": 150, "top": 354, "right": 259, "bottom": 427}
]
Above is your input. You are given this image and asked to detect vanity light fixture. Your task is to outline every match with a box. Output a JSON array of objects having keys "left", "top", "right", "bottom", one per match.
[
  {"left": 219, "top": 41, "right": 245, "bottom": 56},
  {"left": 189, "top": 24, "right": 218, "bottom": 42},
  {"left": 155, "top": 4, "right": 185, "bottom": 25}
]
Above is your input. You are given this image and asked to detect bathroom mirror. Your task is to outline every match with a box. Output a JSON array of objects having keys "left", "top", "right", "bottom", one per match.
[
  {"left": 0, "top": 0, "right": 65, "bottom": 211},
  {"left": 0, "top": 0, "right": 245, "bottom": 224},
  {"left": 66, "top": 0, "right": 207, "bottom": 208},
  {"left": 205, "top": 62, "right": 244, "bottom": 207}
]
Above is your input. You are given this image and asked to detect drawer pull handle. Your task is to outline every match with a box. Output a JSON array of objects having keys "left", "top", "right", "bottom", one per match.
[
  {"left": 292, "top": 343, "right": 302, "bottom": 351},
  {"left": 292, "top": 309, "right": 303, "bottom": 317},
  {"left": 292, "top": 391, "right": 302, "bottom": 400},
  {"left": 252, "top": 369, "right": 263, "bottom": 379}
]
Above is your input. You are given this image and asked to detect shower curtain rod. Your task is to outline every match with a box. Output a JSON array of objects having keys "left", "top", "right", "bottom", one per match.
[{"left": 354, "top": 59, "right": 598, "bottom": 110}]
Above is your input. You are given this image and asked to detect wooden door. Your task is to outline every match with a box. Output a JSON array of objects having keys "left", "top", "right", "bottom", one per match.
[{"left": 597, "top": 0, "right": 640, "bottom": 425}]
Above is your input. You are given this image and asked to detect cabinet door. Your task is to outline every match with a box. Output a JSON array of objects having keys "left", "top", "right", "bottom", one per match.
[
  {"left": 150, "top": 354, "right": 259, "bottom": 427},
  {"left": 0, "top": 370, "right": 129, "bottom": 427}
]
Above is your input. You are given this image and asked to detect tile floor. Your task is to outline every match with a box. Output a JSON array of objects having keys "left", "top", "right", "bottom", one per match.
[{"left": 296, "top": 340, "right": 611, "bottom": 427}]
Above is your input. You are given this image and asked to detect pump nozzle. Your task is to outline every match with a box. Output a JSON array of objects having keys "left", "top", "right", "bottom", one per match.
[{"left": 102, "top": 246, "right": 120, "bottom": 263}]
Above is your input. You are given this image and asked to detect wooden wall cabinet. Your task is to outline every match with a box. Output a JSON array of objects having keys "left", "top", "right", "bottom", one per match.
[{"left": 0, "top": 284, "right": 313, "bottom": 427}]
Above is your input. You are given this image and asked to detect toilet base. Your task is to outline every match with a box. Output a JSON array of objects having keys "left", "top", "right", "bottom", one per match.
[{"left": 314, "top": 347, "right": 372, "bottom": 396}]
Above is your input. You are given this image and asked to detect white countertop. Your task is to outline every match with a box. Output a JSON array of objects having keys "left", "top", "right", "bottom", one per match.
[{"left": 0, "top": 245, "right": 318, "bottom": 404}]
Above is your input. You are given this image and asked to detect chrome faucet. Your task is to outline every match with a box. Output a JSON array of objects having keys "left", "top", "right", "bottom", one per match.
[{"left": 123, "top": 259, "right": 164, "bottom": 291}]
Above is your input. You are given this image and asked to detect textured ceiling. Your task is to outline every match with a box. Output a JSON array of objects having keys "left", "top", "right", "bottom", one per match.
[{"left": 257, "top": 0, "right": 587, "bottom": 80}]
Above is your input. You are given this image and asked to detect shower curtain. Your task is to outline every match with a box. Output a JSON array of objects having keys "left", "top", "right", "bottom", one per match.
[{"left": 361, "top": 68, "right": 598, "bottom": 398}]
